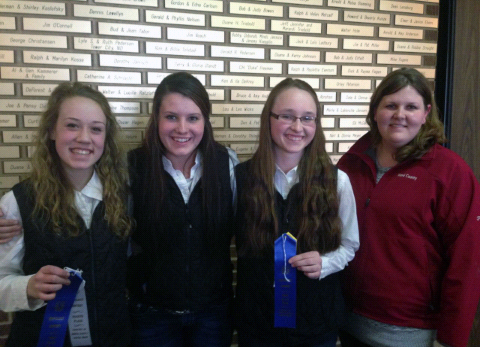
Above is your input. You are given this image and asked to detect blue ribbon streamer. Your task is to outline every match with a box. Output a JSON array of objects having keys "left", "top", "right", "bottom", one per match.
[
  {"left": 37, "top": 270, "right": 83, "bottom": 347},
  {"left": 274, "top": 233, "right": 297, "bottom": 328}
]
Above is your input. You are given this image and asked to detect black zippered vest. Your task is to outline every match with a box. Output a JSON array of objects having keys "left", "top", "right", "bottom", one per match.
[
  {"left": 234, "top": 160, "right": 346, "bottom": 345},
  {"left": 127, "top": 146, "right": 234, "bottom": 311},
  {"left": 6, "top": 181, "right": 130, "bottom": 347}
]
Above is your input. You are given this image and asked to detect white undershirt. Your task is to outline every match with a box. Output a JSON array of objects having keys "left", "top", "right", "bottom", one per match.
[{"left": 162, "top": 147, "right": 239, "bottom": 205}]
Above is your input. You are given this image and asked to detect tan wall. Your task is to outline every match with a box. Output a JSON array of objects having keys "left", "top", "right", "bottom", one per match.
[{"left": 0, "top": 0, "right": 440, "bottom": 194}]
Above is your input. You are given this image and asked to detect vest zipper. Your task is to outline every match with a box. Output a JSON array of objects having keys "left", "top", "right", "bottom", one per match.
[
  {"left": 185, "top": 204, "right": 191, "bottom": 310},
  {"left": 87, "top": 228, "right": 99, "bottom": 345}
]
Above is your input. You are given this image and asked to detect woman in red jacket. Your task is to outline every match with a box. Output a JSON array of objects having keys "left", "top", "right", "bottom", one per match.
[{"left": 337, "top": 67, "right": 480, "bottom": 347}]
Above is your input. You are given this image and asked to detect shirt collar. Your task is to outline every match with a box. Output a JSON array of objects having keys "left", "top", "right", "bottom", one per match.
[
  {"left": 275, "top": 164, "right": 299, "bottom": 180},
  {"left": 78, "top": 170, "right": 103, "bottom": 201},
  {"left": 162, "top": 152, "right": 202, "bottom": 179},
  {"left": 274, "top": 164, "right": 299, "bottom": 199}
]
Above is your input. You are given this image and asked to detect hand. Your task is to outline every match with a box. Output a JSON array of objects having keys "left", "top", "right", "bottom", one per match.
[
  {"left": 289, "top": 251, "right": 322, "bottom": 279},
  {"left": 0, "top": 208, "right": 22, "bottom": 244},
  {"left": 27, "top": 265, "right": 71, "bottom": 301}
]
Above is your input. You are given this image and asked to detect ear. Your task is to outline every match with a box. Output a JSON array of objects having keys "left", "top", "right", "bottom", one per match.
[{"left": 422, "top": 104, "right": 431, "bottom": 124}]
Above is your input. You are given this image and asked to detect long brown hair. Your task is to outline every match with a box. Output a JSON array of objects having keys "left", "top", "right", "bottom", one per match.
[
  {"left": 240, "top": 78, "right": 341, "bottom": 255},
  {"left": 141, "top": 72, "right": 228, "bottom": 248},
  {"left": 30, "top": 82, "right": 131, "bottom": 238},
  {"left": 367, "top": 68, "right": 446, "bottom": 162}
]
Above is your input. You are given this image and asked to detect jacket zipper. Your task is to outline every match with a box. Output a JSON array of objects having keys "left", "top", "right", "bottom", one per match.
[
  {"left": 185, "top": 203, "right": 191, "bottom": 311},
  {"left": 87, "top": 227, "right": 99, "bottom": 345}
]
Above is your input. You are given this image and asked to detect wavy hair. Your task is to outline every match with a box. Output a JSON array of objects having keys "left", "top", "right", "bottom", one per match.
[
  {"left": 367, "top": 68, "right": 446, "bottom": 162},
  {"left": 30, "top": 82, "right": 131, "bottom": 238},
  {"left": 142, "top": 72, "right": 227, "bottom": 248},
  {"left": 240, "top": 78, "right": 341, "bottom": 255}
]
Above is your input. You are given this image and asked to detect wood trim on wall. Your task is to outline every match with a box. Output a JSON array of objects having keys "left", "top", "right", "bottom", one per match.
[
  {"left": 450, "top": 0, "right": 480, "bottom": 181},
  {"left": 448, "top": 0, "right": 480, "bottom": 345}
]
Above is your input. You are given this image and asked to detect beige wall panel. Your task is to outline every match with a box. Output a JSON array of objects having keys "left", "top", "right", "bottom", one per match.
[
  {"left": 0, "top": 1, "right": 65, "bottom": 15},
  {"left": 0, "top": 0, "right": 441, "bottom": 198}
]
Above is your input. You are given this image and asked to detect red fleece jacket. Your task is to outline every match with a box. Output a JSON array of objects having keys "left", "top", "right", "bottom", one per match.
[{"left": 337, "top": 133, "right": 480, "bottom": 347}]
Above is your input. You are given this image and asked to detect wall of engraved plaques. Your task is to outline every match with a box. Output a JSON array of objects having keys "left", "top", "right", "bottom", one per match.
[{"left": 0, "top": 0, "right": 440, "bottom": 195}]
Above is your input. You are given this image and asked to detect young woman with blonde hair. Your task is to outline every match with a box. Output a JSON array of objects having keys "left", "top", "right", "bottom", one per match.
[{"left": 0, "top": 82, "right": 132, "bottom": 346}]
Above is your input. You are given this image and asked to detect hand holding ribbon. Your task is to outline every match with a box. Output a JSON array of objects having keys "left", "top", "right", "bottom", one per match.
[
  {"left": 289, "top": 251, "right": 322, "bottom": 279},
  {"left": 37, "top": 268, "right": 85, "bottom": 347},
  {"left": 27, "top": 265, "right": 71, "bottom": 301}
]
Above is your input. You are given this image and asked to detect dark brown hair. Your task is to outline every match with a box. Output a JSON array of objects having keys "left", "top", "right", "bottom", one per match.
[
  {"left": 142, "top": 72, "right": 228, "bottom": 248},
  {"left": 367, "top": 68, "right": 446, "bottom": 162}
]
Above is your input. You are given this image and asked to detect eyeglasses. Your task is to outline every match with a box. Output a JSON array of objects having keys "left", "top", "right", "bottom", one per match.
[{"left": 270, "top": 112, "right": 317, "bottom": 125}]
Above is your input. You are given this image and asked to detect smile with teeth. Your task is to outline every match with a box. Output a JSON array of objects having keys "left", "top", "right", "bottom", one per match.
[
  {"left": 71, "top": 148, "right": 92, "bottom": 155},
  {"left": 285, "top": 134, "right": 304, "bottom": 141},
  {"left": 173, "top": 137, "right": 191, "bottom": 143}
]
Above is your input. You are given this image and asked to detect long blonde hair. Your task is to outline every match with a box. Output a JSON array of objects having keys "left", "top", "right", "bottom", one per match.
[
  {"left": 240, "top": 78, "right": 341, "bottom": 255},
  {"left": 30, "top": 82, "right": 131, "bottom": 238}
]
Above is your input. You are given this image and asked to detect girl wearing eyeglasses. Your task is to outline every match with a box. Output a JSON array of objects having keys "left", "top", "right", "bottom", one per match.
[{"left": 234, "top": 78, "right": 359, "bottom": 347}]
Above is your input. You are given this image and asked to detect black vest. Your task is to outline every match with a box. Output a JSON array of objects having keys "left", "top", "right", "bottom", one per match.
[
  {"left": 6, "top": 181, "right": 130, "bottom": 347},
  {"left": 127, "top": 146, "right": 234, "bottom": 311},
  {"left": 234, "top": 160, "right": 346, "bottom": 345}
]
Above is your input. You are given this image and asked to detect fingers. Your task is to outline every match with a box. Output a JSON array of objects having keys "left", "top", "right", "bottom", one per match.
[
  {"left": 289, "top": 251, "right": 322, "bottom": 279},
  {"left": 296, "top": 265, "right": 321, "bottom": 279},
  {"left": 289, "top": 251, "right": 321, "bottom": 267},
  {"left": 0, "top": 210, "right": 22, "bottom": 244},
  {"left": 0, "top": 227, "right": 22, "bottom": 244},
  {"left": 27, "top": 266, "right": 71, "bottom": 301}
]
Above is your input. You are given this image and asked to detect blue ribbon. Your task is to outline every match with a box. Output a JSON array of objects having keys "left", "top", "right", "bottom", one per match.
[
  {"left": 37, "top": 270, "right": 83, "bottom": 347},
  {"left": 274, "top": 232, "right": 297, "bottom": 328}
]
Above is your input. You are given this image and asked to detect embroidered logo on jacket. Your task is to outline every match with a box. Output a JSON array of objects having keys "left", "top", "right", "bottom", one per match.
[{"left": 397, "top": 173, "right": 417, "bottom": 181}]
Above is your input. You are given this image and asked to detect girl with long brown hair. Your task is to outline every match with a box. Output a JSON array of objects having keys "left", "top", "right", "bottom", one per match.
[
  {"left": 127, "top": 72, "right": 237, "bottom": 346},
  {"left": 234, "top": 78, "right": 359, "bottom": 346}
]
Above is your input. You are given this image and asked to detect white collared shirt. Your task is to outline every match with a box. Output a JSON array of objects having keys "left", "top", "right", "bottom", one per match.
[
  {"left": 0, "top": 172, "right": 103, "bottom": 312},
  {"left": 274, "top": 165, "right": 360, "bottom": 279},
  {"left": 162, "top": 147, "right": 239, "bottom": 204}
]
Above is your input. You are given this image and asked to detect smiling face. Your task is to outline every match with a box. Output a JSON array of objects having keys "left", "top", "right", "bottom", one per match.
[
  {"left": 157, "top": 92, "right": 205, "bottom": 170},
  {"left": 374, "top": 85, "right": 431, "bottom": 154},
  {"left": 270, "top": 87, "right": 317, "bottom": 167},
  {"left": 50, "top": 96, "right": 106, "bottom": 183}
]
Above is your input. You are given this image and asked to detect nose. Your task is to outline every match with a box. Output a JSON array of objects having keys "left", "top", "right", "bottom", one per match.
[
  {"left": 393, "top": 106, "right": 406, "bottom": 119},
  {"left": 290, "top": 118, "right": 303, "bottom": 131},
  {"left": 176, "top": 118, "right": 188, "bottom": 133},
  {"left": 77, "top": 127, "right": 91, "bottom": 142}
]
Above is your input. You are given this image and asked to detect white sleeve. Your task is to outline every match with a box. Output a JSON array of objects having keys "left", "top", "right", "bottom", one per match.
[
  {"left": 319, "top": 169, "right": 360, "bottom": 279},
  {"left": 0, "top": 191, "right": 44, "bottom": 311}
]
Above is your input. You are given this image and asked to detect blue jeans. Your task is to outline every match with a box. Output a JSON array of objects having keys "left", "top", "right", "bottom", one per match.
[
  {"left": 237, "top": 331, "right": 338, "bottom": 347},
  {"left": 130, "top": 301, "right": 232, "bottom": 347}
]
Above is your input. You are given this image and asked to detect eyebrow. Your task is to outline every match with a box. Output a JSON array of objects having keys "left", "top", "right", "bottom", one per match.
[
  {"left": 65, "top": 117, "right": 106, "bottom": 125},
  {"left": 275, "top": 108, "right": 316, "bottom": 114},
  {"left": 162, "top": 111, "right": 203, "bottom": 117}
]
